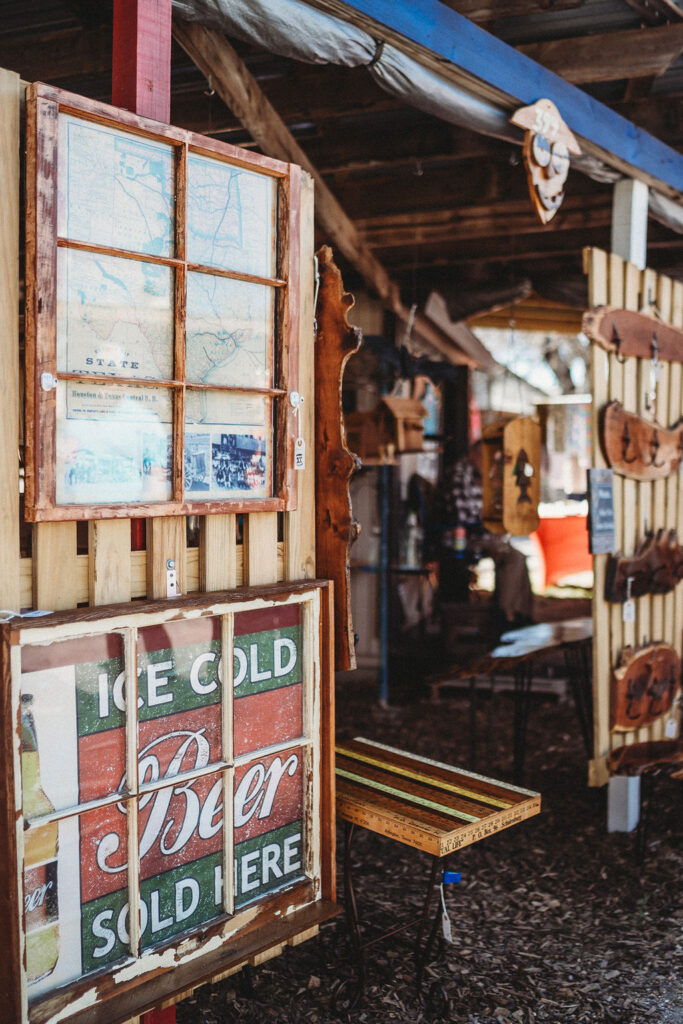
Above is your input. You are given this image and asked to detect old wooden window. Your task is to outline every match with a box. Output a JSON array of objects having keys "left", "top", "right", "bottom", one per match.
[
  {"left": 25, "top": 83, "right": 301, "bottom": 521},
  {"left": 1, "top": 582, "right": 335, "bottom": 1023}
]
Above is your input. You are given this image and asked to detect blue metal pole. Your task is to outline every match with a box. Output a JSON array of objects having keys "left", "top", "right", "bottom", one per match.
[{"left": 378, "top": 462, "right": 390, "bottom": 706}]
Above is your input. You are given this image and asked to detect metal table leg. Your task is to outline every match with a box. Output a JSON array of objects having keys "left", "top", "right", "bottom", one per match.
[
  {"left": 338, "top": 821, "right": 456, "bottom": 1013},
  {"left": 513, "top": 659, "right": 534, "bottom": 783}
]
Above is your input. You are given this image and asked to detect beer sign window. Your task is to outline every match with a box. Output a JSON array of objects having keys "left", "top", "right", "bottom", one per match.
[
  {"left": 1, "top": 582, "right": 336, "bottom": 1024},
  {"left": 25, "top": 82, "right": 302, "bottom": 523}
]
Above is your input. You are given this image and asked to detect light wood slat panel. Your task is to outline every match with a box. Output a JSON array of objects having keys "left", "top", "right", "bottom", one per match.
[
  {"left": 20, "top": 544, "right": 286, "bottom": 607},
  {"left": 607, "top": 253, "right": 625, "bottom": 720},
  {"left": 586, "top": 247, "right": 610, "bottom": 783},
  {"left": 88, "top": 521, "right": 132, "bottom": 605},
  {"left": 199, "top": 515, "right": 237, "bottom": 590},
  {"left": 651, "top": 275, "right": 673, "bottom": 742},
  {"left": 244, "top": 513, "right": 278, "bottom": 584},
  {"left": 33, "top": 522, "right": 79, "bottom": 610},
  {"left": 0, "top": 70, "right": 21, "bottom": 611},
  {"left": 146, "top": 517, "right": 187, "bottom": 599},
  {"left": 672, "top": 280, "right": 683, "bottom": 741},
  {"left": 588, "top": 250, "right": 683, "bottom": 782},
  {"left": 284, "top": 171, "right": 316, "bottom": 582},
  {"left": 617, "top": 261, "right": 643, "bottom": 751}
]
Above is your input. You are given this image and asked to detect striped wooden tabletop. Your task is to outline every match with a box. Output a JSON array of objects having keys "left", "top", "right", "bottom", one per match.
[{"left": 336, "top": 738, "right": 541, "bottom": 856}]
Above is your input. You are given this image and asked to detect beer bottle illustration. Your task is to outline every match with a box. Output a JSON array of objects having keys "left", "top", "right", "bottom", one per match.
[{"left": 21, "top": 693, "right": 59, "bottom": 983}]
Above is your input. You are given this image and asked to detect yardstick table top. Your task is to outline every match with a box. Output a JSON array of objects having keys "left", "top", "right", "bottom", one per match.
[{"left": 336, "top": 738, "right": 541, "bottom": 857}]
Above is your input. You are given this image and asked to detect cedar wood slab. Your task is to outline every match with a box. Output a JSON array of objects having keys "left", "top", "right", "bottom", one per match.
[
  {"left": 582, "top": 306, "right": 683, "bottom": 363},
  {"left": 336, "top": 738, "right": 541, "bottom": 857}
]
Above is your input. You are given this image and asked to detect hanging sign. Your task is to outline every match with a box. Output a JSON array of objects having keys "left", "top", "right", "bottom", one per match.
[{"left": 510, "top": 99, "right": 581, "bottom": 225}]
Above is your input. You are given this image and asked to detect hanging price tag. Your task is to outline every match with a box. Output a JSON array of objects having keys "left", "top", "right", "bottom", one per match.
[
  {"left": 622, "top": 576, "right": 635, "bottom": 623},
  {"left": 295, "top": 436, "right": 306, "bottom": 471},
  {"left": 440, "top": 883, "right": 454, "bottom": 944},
  {"left": 290, "top": 391, "right": 306, "bottom": 471},
  {"left": 665, "top": 718, "right": 678, "bottom": 738},
  {"left": 622, "top": 599, "right": 635, "bottom": 623}
]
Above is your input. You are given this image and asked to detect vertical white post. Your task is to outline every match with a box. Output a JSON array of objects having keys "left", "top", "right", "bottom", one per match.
[
  {"left": 607, "top": 176, "right": 648, "bottom": 832},
  {"left": 611, "top": 178, "right": 649, "bottom": 270}
]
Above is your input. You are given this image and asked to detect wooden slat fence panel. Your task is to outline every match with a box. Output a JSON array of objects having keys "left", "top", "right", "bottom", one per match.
[{"left": 586, "top": 246, "right": 683, "bottom": 784}]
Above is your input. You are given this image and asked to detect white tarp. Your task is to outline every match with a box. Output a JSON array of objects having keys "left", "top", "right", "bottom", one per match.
[{"left": 172, "top": 0, "right": 683, "bottom": 233}]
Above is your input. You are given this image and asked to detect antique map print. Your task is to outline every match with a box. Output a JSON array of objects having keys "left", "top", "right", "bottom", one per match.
[
  {"left": 57, "top": 248, "right": 174, "bottom": 382},
  {"left": 187, "top": 153, "right": 276, "bottom": 278},
  {"left": 58, "top": 115, "right": 175, "bottom": 258},
  {"left": 185, "top": 273, "right": 273, "bottom": 389}
]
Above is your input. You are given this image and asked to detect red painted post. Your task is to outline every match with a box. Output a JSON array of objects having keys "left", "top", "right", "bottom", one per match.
[
  {"left": 111, "top": 5, "right": 175, "bottom": 1021},
  {"left": 112, "top": 0, "right": 172, "bottom": 122}
]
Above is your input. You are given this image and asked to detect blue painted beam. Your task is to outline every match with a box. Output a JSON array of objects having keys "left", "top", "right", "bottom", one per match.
[{"left": 311, "top": 0, "right": 683, "bottom": 197}]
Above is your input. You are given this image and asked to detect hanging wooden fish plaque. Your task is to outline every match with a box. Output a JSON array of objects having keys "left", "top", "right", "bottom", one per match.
[
  {"left": 606, "top": 529, "right": 683, "bottom": 603},
  {"left": 600, "top": 400, "right": 683, "bottom": 482},
  {"left": 611, "top": 642, "right": 681, "bottom": 733},
  {"left": 510, "top": 98, "right": 581, "bottom": 225},
  {"left": 582, "top": 306, "right": 683, "bottom": 363}
]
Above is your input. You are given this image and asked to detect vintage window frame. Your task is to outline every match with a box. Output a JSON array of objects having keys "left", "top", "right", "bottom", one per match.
[
  {"left": 25, "top": 82, "right": 301, "bottom": 521},
  {"left": 0, "top": 580, "right": 335, "bottom": 1024}
]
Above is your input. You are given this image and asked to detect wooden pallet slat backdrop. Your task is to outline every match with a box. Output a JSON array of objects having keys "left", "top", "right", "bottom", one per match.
[
  {"left": 585, "top": 246, "right": 683, "bottom": 786},
  {"left": 0, "top": 72, "right": 316, "bottom": 617},
  {"left": 0, "top": 67, "right": 319, "bottom": 1024}
]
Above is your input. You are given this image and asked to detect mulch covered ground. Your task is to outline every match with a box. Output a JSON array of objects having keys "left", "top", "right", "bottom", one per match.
[{"left": 177, "top": 673, "right": 683, "bottom": 1024}]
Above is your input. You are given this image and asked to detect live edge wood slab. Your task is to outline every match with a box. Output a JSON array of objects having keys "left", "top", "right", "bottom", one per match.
[
  {"left": 336, "top": 738, "right": 541, "bottom": 857},
  {"left": 583, "top": 306, "right": 683, "bottom": 363}
]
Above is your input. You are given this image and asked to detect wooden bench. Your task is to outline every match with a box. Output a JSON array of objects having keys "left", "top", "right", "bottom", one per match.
[
  {"left": 430, "top": 616, "right": 593, "bottom": 781},
  {"left": 335, "top": 738, "right": 541, "bottom": 1010}
]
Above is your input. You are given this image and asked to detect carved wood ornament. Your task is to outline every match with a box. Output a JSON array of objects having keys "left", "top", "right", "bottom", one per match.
[
  {"left": 481, "top": 415, "right": 541, "bottom": 535},
  {"left": 611, "top": 642, "right": 681, "bottom": 732},
  {"left": 314, "top": 246, "right": 362, "bottom": 672},
  {"left": 583, "top": 306, "right": 683, "bottom": 363},
  {"left": 510, "top": 98, "right": 582, "bottom": 225},
  {"left": 606, "top": 529, "right": 683, "bottom": 602},
  {"left": 600, "top": 400, "right": 683, "bottom": 481}
]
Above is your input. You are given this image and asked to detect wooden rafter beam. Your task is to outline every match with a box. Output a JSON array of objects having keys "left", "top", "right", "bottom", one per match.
[
  {"left": 518, "top": 24, "right": 683, "bottom": 85},
  {"left": 171, "top": 16, "right": 478, "bottom": 366},
  {"left": 356, "top": 193, "right": 612, "bottom": 248},
  {"left": 440, "top": 0, "right": 583, "bottom": 24}
]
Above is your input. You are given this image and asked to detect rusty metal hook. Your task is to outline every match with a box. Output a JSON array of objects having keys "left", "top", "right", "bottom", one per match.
[
  {"left": 621, "top": 420, "right": 638, "bottom": 464},
  {"left": 650, "top": 428, "right": 666, "bottom": 468},
  {"left": 612, "top": 321, "right": 626, "bottom": 363}
]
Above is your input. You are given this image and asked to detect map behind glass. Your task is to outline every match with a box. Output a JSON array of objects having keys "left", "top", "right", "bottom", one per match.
[
  {"left": 185, "top": 273, "right": 273, "bottom": 389},
  {"left": 57, "top": 249, "right": 174, "bottom": 381},
  {"left": 58, "top": 115, "right": 174, "bottom": 257},
  {"left": 187, "top": 154, "right": 276, "bottom": 278}
]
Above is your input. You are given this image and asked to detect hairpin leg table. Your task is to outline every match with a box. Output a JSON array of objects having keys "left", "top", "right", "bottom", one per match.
[{"left": 335, "top": 739, "right": 541, "bottom": 1012}]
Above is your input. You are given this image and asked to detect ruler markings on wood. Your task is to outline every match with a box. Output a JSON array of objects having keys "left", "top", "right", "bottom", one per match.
[
  {"left": 335, "top": 744, "right": 512, "bottom": 809},
  {"left": 336, "top": 767, "right": 481, "bottom": 823}
]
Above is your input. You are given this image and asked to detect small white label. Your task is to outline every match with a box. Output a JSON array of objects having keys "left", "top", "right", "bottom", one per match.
[
  {"left": 622, "top": 599, "right": 635, "bottom": 623},
  {"left": 295, "top": 436, "right": 305, "bottom": 471},
  {"left": 665, "top": 718, "right": 678, "bottom": 739},
  {"left": 442, "top": 910, "right": 453, "bottom": 944}
]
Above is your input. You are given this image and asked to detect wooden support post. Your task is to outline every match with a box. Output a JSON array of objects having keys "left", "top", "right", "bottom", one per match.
[
  {"left": 112, "top": 0, "right": 172, "bottom": 123},
  {"left": 0, "top": 69, "right": 21, "bottom": 612},
  {"left": 284, "top": 172, "right": 317, "bottom": 582},
  {"left": 607, "top": 179, "right": 648, "bottom": 832},
  {"left": 112, "top": 4, "right": 178, "bottom": 1021},
  {"left": 611, "top": 178, "right": 649, "bottom": 272}
]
